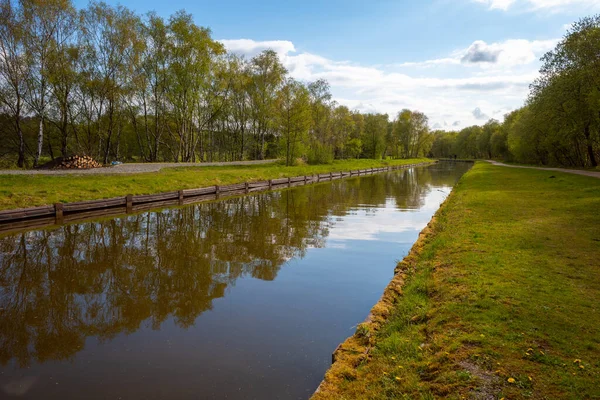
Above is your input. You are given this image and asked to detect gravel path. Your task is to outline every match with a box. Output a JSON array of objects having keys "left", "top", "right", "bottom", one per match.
[
  {"left": 487, "top": 160, "right": 600, "bottom": 179},
  {"left": 0, "top": 159, "right": 277, "bottom": 176}
]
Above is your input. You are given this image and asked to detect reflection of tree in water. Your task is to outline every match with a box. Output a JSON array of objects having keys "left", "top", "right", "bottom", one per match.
[{"left": 0, "top": 166, "right": 465, "bottom": 367}]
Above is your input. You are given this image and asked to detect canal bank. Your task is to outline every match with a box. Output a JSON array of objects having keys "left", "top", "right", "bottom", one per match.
[
  {"left": 0, "top": 158, "right": 430, "bottom": 211},
  {"left": 312, "top": 162, "right": 600, "bottom": 400}
]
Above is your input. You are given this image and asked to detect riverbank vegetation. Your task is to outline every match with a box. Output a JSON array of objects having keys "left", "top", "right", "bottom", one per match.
[
  {"left": 430, "top": 16, "right": 600, "bottom": 168},
  {"left": 0, "top": 0, "right": 433, "bottom": 169},
  {"left": 313, "top": 162, "right": 600, "bottom": 399},
  {"left": 0, "top": 158, "right": 429, "bottom": 210}
]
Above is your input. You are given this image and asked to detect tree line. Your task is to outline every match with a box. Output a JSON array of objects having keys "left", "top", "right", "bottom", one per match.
[
  {"left": 430, "top": 15, "right": 600, "bottom": 168},
  {"left": 0, "top": 0, "right": 433, "bottom": 168}
]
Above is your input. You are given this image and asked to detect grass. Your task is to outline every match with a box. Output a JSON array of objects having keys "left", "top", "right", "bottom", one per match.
[
  {"left": 0, "top": 158, "right": 430, "bottom": 210},
  {"left": 313, "top": 162, "right": 600, "bottom": 399}
]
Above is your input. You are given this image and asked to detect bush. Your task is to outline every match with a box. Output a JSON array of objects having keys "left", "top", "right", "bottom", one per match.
[{"left": 307, "top": 143, "right": 334, "bottom": 165}]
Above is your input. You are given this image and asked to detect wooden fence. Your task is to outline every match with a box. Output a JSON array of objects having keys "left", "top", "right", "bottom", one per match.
[{"left": 0, "top": 162, "right": 434, "bottom": 234}]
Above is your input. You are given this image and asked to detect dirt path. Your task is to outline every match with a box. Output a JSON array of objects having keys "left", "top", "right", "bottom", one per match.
[
  {"left": 487, "top": 160, "right": 600, "bottom": 179},
  {"left": 0, "top": 159, "right": 277, "bottom": 176}
]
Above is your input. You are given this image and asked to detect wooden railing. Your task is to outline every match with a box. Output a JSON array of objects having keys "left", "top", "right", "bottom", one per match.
[{"left": 0, "top": 162, "right": 435, "bottom": 234}]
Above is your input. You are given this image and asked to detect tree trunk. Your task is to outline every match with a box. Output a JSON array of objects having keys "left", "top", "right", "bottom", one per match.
[
  {"left": 34, "top": 116, "right": 44, "bottom": 168},
  {"left": 104, "top": 131, "right": 112, "bottom": 164},
  {"left": 61, "top": 110, "right": 69, "bottom": 157},
  {"left": 17, "top": 119, "right": 25, "bottom": 168},
  {"left": 584, "top": 124, "right": 598, "bottom": 167},
  {"left": 47, "top": 138, "right": 54, "bottom": 161}
]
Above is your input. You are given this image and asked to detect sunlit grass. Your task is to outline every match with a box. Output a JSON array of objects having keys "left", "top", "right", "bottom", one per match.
[
  {"left": 314, "top": 162, "right": 600, "bottom": 399},
  {"left": 0, "top": 158, "right": 430, "bottom": 210}
]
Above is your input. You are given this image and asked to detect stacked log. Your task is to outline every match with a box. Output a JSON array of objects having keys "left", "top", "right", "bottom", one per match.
[{"left": 54, "top": 155, "right": 102, "bottom": 169}]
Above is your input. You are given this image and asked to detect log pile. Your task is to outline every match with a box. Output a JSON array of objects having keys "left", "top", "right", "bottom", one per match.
[{"left": 53, "top": 155, "right": 102, "bottom": 169}]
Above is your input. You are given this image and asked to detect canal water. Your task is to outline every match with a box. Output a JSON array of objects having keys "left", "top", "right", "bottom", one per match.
[{"left": 0, "top": 162, "right": 470, "bottom": 400}]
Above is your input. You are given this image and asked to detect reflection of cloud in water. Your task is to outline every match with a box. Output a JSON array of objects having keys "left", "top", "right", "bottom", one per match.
[
  {"left": 327, "top": 191, "right": 448, "bottom": 242},
  {"left": 2, "top": 376, "right": 37, "bottom": 396}
]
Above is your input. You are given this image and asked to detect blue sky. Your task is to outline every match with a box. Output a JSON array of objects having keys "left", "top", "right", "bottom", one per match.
[{"left": 74, "top": 0, "right": 600, "bottom": 129}]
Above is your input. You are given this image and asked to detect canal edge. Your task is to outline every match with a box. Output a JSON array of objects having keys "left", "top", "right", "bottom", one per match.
[
  {"left": 0, "top": 161, "right": 438, "bottom": 234},
  {"left": 311, "top": 172, "right": 465, "bottom": 399}
]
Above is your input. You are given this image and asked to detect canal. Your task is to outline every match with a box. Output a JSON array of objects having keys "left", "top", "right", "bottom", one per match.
[{"left": 0, "top": 162, "right": 470, "bottom": 399}]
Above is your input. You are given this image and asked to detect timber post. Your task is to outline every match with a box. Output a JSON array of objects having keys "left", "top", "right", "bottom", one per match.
[
  {"left": 54, "top": 203, "right": 63, "bottom": 223},
  {"left": 126, "top": 194, "right": 133, "bottom": 213},
  {"left": 245, "top": 182, "right": 249, "bottom": 194},
  {"left": 215, "top": 185, "right": 220, "bottom": 198},
  {"left": 178, "top": 190, "right": 184, "bottom": 205},
  {"left": 268, "top": 179, "right": 272, "bottom": 190}
]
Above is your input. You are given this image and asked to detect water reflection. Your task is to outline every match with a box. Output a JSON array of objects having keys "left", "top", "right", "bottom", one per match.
[{"left": 0, "top": 163, "right": 470, "bottom": 399}]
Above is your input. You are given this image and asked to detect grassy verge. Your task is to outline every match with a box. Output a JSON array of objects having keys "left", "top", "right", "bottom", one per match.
[
  {"left": 500, "top": 160, "right": 600, "bottom": 171},
  {"left": 314, "top": 162, "right": 600, "bottom": 399},
  {"left": 0, "top": 158, "right": 430, "bottom": 210}
]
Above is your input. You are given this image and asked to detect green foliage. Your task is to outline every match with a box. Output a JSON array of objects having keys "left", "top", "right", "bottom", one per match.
[
  {"left": 363, "top": 113, "right": 389, "bottom": 159},
  {"left": 391, "top": 109, "right": 433, "bottom": 158},
  {"left": 307, "top": 142, "right": 334, "bottom": 164},
  {"left": 345, "top": 138, "right": 363, "bottom": 159},
  {"left": 276, "top": 78, "right": 311, "bottom": 166}
]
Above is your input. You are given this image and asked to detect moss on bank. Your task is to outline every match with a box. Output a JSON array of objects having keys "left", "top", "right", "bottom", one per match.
[
  {"left": 0, "top": 158, "right": 429, "bottom": 211},
  {"left": 313, "top": 162, "right": 600, "bottom": 399}
]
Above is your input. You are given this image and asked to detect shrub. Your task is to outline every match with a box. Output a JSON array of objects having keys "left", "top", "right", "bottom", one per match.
[{"left": 307, "top": 143, "right": 334, "bottom": 165}]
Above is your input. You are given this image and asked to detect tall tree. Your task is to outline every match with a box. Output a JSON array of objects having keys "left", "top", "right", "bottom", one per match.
[
  {"left": 248, "top": 50, "right": 286, "bottom": 160},
  {"left": 276, "top": 78, "right": 311, "bottom": 166},
  {"left": 22, "top": 0, "right": 76, "bottom": 165},
  {"left": 80, "top": 1, "right": 143, "bottom": 163},
  {"left": 0, "top": 0, "right": 27, "bottom": 167}
]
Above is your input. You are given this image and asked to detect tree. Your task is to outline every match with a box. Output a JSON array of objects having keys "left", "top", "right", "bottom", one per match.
[
  {"left": 21, "top": 0, "right": 77, "bottom": 165},
  {"left": 80, "top": 1, "right": 144, "bottom": 163},
  {"left": 0, "top": 0, "right": 27, "bottom": 167},
  {"left": 276, "top": 78, "right": 311, "bottom": 166},
  {"left": 331, "top": 105, "right": 354, "bottom": 158},
  {"left": 392, "top": 109, "right": 431, "bottom": 158},
  {"left": 363, "top": 113, "right": 388, "bottom": 159},
  {"left": 248, "top": 50, "right": 286, "bottom": 160},
  {"left": 530, "top": 15, "right": 600, "bottom": 166}
]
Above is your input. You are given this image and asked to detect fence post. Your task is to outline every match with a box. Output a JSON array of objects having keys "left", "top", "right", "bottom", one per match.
[
  {"left": 245, "top": 182, "right": 249, "bottom": 194},
  {"left": 330, "top": 172, "right": 333, "bottom": 180},
  {"left": 268, "top": 179, "right": 272, "bottom": 190},
  {"left": 215, "top": 185, "right": 220, "bottom": 198},
  {"left": 126, "top": 194, "right": 133, "bottom": 213},
  {"left": 304, "top": 175, "right": 307, "bottom": 184},
  {"left": 178, "top": 190, "right": 184, "bottom": 205},
  {"left": 54, "top": 203, "right": 63, "bottom": 223},
  {"left": 288, "top": 177, "right": 291, "bottom": 187}
]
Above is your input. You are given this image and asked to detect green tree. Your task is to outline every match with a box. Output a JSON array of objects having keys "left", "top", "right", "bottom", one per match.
[
  {"left": 248, "top": 50, "right": 286, "bottom": 160},
  {"left": 276, "top": 78, "right": 311, "bottom": 166}
]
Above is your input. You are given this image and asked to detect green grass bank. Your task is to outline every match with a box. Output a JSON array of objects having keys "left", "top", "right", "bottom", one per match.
[
  {"left": 314, "top": 162, "right": 600, "bottom": 399},
  {"left": 0, "top": 158, "right": 430, "bottom": 211}
]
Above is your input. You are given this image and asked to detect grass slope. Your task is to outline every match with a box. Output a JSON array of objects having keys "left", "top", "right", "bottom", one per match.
[
  {"left": 314, "top": 162, "right": 600, "bottom": 399},
  {"left": 0, "top": 158, "right": 429, "bottom": 211}
]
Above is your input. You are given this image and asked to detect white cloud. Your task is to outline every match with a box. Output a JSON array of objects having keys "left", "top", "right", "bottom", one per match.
[
  {"left": 402, "top": 38, "right": 557, "bottom": 68},
  {"left": 474, "top": 0, "right": 600, "bottom": 11},
  {"left": 474, "top": 0, "right": 516, "bottom": 10},
  {"left": 219, "top": 39, "right": 296, "bottom": 59},
  {"left": 219, "top": 37, "right": 554, "bottom": 130}
]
